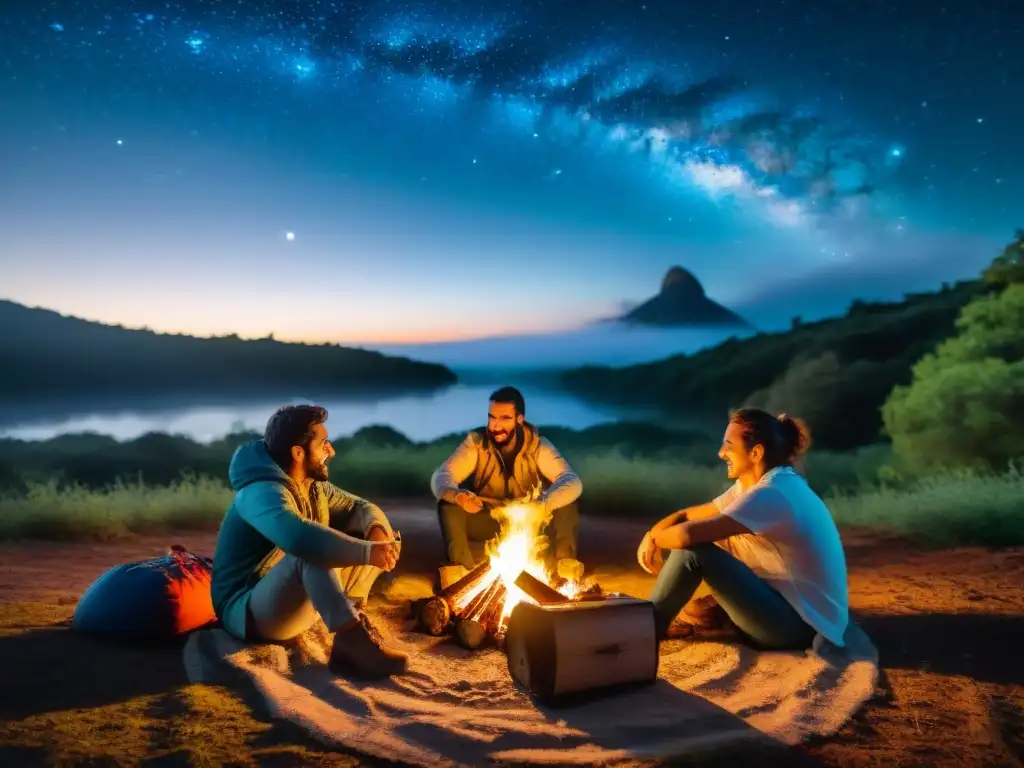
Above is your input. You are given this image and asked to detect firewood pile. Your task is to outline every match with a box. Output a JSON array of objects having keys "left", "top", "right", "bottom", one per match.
[{"left": 411, "top": 557, "right": 606, "bottom": 650}]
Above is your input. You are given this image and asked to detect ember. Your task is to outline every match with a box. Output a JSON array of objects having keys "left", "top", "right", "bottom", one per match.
[{"left": 415, "top": 497, "right": 608, "bottom": 648}]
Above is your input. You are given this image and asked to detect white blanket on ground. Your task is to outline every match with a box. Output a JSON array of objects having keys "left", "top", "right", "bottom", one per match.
[{"left": 183, "top": 602, "right": 879, "bottom": 767}]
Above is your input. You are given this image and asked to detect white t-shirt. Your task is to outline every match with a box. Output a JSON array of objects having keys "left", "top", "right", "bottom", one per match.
[{"left": 713, "top": 466, "right": 849, "bottom": 647}]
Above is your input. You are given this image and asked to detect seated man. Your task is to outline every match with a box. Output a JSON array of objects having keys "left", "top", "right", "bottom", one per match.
[
  {"left": 430, "top": 386, "right": 584, "bottom": 578},
  {"left": 637, "top": 408, "right": 849, "bottom": 651},
  {"left": 211, "top": 404, "right": 408, "bottom": 680}
]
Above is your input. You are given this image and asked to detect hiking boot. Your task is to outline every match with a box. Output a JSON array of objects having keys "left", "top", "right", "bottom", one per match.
[{"left": 328, "top": 613, "right": 409, "bottom": 680}]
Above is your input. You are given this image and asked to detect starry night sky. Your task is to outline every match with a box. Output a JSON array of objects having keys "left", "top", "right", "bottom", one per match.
[{"left": 1, "top": 0, "right": 1020, "bottom": 343}]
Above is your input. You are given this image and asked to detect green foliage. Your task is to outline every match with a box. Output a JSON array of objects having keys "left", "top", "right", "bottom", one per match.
[
  {"left": 0, "top": 475, "right": 231, "bottom": 541},
  {"left": 1, "top": 443, "right": 1021, "bottom": 548},
  {"left": 933, "top": 282, "right": 1024, "bottom": 365},
  {"left": 982, "top": 228, "right": 1024, "bottom": 288},
  {"left": 562, "top": 280, "right": 987, "bottom": 450},
  {"left": 0, "top": 299, "right": 456, "bottom": 398},
  {"left": 883, "top": 283, "right": 1024, "bottom": 470},
  {"left": 0, "top": 421, "right": 724, "bottom": 495},
  {"left": 744, "top": 352, "right": 846, "bottom": 439},
  {"left": 825, "top": 467, "right": 1024, "bottom": 547},
  {"left": 0, "top": 422, "right": 892, "bottom": 519}
]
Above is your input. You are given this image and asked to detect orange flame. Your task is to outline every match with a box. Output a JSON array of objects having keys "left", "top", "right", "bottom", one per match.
[{"left": 450, "top": 489, "right": 582, "bottom": 632}]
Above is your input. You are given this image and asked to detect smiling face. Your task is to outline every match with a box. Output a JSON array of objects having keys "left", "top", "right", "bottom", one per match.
[
  {"left": 718, "top": 421, "right": 763, "bottom": 484},
  {"left": 292, "top": 422, "right": 335, "bottom": 481},
  {"left": 487, "top": 400, "right": 523, "bottom": 446}
]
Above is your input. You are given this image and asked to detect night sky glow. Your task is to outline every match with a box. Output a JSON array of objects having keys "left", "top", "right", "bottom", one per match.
[{"left": 1, "top": 1, "right": 1020, "bottom": 343}]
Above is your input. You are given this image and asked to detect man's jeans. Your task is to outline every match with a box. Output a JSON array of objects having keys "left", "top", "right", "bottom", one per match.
[
  {"left": 649, "top": 543, "right": 816, "bottom": 650},
  {"left": 245, "top": 554, "right": 381, "bottom": 642},
  {"left": 437, "top": 500, "right": 580, "bottom": 570}
]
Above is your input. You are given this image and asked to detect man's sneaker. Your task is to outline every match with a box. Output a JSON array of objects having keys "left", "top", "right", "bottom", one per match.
[{"left": 328, "top": 613, "right": 409, "bottom": 680}]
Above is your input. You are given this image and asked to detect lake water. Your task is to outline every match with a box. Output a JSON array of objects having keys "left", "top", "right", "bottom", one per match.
[
  {"left": 0, "top": 383, "right": 659, "bottom": 444},
  {"left": 0, "top": 324, "right": 739, "bottom": 443}
]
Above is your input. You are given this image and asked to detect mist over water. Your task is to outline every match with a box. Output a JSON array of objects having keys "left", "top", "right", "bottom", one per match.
[
  {"left": 0, "top": 325, "right": 734, "bottom": 443},
  {"left": 0, "top": 384, "right": 661, "bottom": 445},
  {"left": 363, "top": 324, "right": 748, "bottom": 369}
]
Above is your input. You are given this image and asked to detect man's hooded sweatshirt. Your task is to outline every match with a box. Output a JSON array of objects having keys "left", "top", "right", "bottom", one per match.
[{"left": 211, "top": 439, "right": 392, "bottom": 640}]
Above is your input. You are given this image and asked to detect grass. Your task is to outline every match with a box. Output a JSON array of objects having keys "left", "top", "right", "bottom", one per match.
[
  {"left": 825, "top": 466, "right": 1024, "bottom": 547},
  {"left": 0, "top": 446, "right": 1020, "bottom": 547},
  {"left": 0, "top": 475, "right": 232, "bottom": 542}
]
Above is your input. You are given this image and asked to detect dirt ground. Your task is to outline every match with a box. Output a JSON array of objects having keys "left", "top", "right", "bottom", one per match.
[{"left": 1, "top": 508, "right": 1022, "bottom": 767}]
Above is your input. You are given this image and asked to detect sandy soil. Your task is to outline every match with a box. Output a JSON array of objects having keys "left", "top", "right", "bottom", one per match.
[{"left": 1, "top": 508, "right": 1022, "bottom": 767}]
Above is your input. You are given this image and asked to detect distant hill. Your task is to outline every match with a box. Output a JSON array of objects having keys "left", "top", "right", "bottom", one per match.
[
  {"left": 562, "top": 280, "right": 989, "bottom": 450},
  {"left": 618, "top": 266, "right": 751, "bottom": 328},
  {"left": 0, "top": 300, "right": 457, "bottom": 398}
]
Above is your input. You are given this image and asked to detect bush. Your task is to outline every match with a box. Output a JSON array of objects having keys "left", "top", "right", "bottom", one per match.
[{"left": 883, "top": 283, "right": 1024, "bottom": 470}]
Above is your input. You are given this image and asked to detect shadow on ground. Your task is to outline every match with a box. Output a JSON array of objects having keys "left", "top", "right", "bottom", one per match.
[
  {"left": 858, "top": 611, "right": 1024, "bottom": 685},
  {"left": 0, "top": 624, "right": 187, "bottom": 721}
]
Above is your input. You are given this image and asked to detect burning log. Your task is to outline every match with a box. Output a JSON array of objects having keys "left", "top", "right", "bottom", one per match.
[
  {"left": 514, "top": 570, "right": 571, "bottom": 605},
  {"left": 462, "top": 576, "right": 502, "bottom": 621},
  {"left": 441, "top": 558, "right": 493, "bottom": 604},
  {"left": 574, "top": 581, "right": 606, "bottom": 600},
  {"left": 416, "top": 558, "right": 493, "bottom": 636},
  {"left": 478, "top": 581, "right": 508, "bottom": 631}
]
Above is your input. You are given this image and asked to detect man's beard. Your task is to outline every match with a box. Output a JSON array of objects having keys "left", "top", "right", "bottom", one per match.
[
  {"left": 488, "top": 426, "right": 517, "bottom": 445},
  {"left": 305, "top": 457, "right": 330, "bottom": 481},
  {"left": 489, "top": 424, "right": 521, "bottom": 450}
]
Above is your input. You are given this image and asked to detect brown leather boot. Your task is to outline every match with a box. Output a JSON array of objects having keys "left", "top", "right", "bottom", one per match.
[{"left": 328, "top": 613, "right": 409, "bottom": 680}]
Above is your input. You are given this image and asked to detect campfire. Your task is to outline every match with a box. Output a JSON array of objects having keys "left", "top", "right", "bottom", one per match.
[{"left": 415, "top": 496, "right": 605, "bottom": 649}]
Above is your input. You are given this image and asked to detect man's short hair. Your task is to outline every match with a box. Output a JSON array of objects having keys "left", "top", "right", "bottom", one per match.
[
  {"left": 489, "top": 386, "right": 525, "bottom": 416},
  {"left": 264, "top": 404, "right": 328, "bottom": 468}
]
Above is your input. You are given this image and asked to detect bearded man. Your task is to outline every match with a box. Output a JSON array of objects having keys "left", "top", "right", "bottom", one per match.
[
  {"left": 211, "top": 404, "right": 407, "bottom": 680},
  {"left": 430, "top": 386, "right": 584, "bottom": 579}
]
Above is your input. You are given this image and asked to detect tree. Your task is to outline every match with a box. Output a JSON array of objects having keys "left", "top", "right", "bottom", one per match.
[
  {"left": 982, "top": 228, "right": 1024, "bottom": 288},
  {"left": 882, "top": 281, "right": 1024, "bottom": 470},
  {"left": 745, "top": 352, "right": 843, "bottom": 423}
]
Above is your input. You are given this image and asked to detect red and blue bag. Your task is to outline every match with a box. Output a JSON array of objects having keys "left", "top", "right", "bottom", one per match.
[{"left": 72, "top": 545, "right": 217, "bottom": 643}]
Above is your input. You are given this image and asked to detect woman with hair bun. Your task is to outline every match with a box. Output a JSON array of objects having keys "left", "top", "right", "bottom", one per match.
[{"left": 637, "top": 407, "right": 849, "bottom": 650}]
